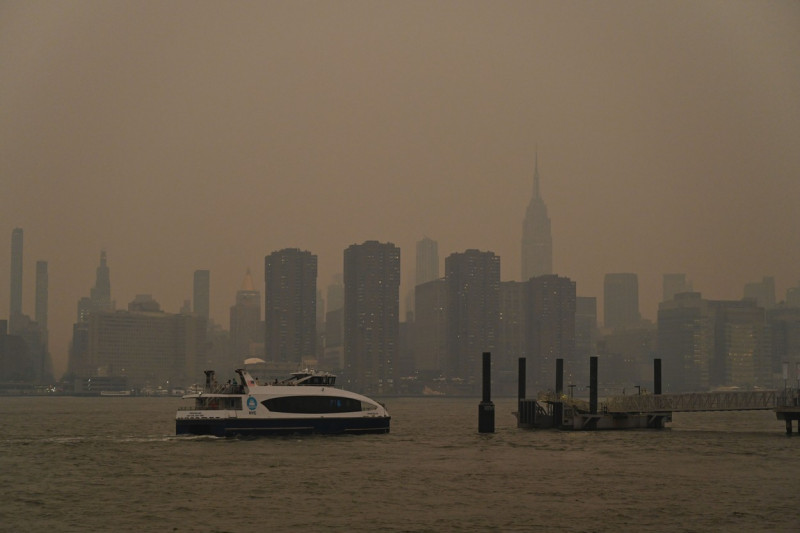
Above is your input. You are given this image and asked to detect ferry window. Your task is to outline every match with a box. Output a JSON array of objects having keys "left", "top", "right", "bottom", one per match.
[{"left": 262, "top": 395, "right": 362, "bottom": 413}]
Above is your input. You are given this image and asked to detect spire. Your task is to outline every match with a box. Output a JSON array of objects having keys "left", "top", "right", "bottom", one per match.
[
  {"left": 241, "top": 268, "right": 255, "bottom": 291},
  {"left": 533, "top": 151, "right": 541, "bottom": 199}
]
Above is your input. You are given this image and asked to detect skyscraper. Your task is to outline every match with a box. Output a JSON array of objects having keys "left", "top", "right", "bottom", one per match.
[
  {"left": 743, "top": 276, "right": 776, "bottom": 310},
  {"left": 663, "top": 273, "right": 693, "bottom": 302},
  {"left": 521, "top": 155, "right": 553, "bottom": 281},
  {"left": 604, "top": 273, "right": 641, "bottom": 330},
  {"left": 193, "top": 270, "right": 210, "bottom": 320},
  {"left": 526, "top": 274, "right": 577, "bottom": 389},
  {"left": 344, "top": 241, "right": 400, "bottom": 393},
  {"left": 77, "top": 251, "right": 115, "bottom": 323},
  {"left": 230, "top": 269, "right": 262, "bottom": 359},
  {"left": 445, "top": 249, "right": 500, "bottom": 387},
  {"left": 265, "top": 249, "right": 318, "bottom": 365},
  {"left": 416, "top": 237, "right": 439, "bottom": 286},
  {"left": 35, "top": 260, "right": 48, "bottom": 351},
  {"left": 9, "top": 228, "right": 23, "bottom": 332}
]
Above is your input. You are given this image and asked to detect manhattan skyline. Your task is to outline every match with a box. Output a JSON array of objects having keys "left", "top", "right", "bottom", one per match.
[{"left": 2, "top": 2, "right": 799, "bottom": 377}]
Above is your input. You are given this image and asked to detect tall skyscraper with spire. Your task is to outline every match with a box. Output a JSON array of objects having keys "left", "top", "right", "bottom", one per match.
[{"left": 521, "top": 154, "right": 553, "bottom": 281}]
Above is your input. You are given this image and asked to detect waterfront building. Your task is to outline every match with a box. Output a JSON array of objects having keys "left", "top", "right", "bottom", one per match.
[
  {"left": 83, "top": 306, "right": 207, "bottom": 389},
  {"left": 658, "top": 293, "right": 771, "bottom": 392},
  {"left": 604, "top": 273, "right": 641, "bottom": 330},
  {"left": 445, "top": 249, "right": 500, "bottom": 388},
  {"left": 521, "top": 155, "right": 553, "bottom": 281},
  {"left": 264, "top": 248, "right": 317, "bottom": 365},
  {"left": 344, "top": 241, "right": 400, "bottom": 394}
]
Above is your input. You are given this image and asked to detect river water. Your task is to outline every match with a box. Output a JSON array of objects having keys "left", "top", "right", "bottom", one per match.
[{"left": 1, "top": 396, "right": 797, "bottom": 532}]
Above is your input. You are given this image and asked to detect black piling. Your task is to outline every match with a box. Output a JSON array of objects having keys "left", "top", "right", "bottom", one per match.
[
  {"left": 554, "top": 358, "right": 564, "bottom": 428},
  {"left": 654, "top": 358, "right": 662, "bottom": 395},
  {"left": 518, "top": 357, "right": 526, "bottom": 402},
  {"left": 478, "top": 352, "right": 495, "bottom": 433},
  {"left": 589, "top": 356, "right": 598, "bottom": 415}
]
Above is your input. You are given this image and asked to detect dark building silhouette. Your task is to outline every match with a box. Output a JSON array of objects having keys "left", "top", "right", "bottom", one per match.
[
  {"left": 743, "top": 276, "right": 776, "bottom": 310},
  {"left": 344, "top": 241, "right": 400, "bottom": 394},
  {"left": 230, "top": 269, "right": 262, "bottom": 360},
  {"left": 521, "top": 155, "right": 552, "bottom": 281},
  {"left": 84, "top": 306, "right": 207, "bottom": 389},
  {"left": 526, "top": 275, "right": 576, "bottom": 390},
  {"left": 662, "top": 273, "right": 693, "bottom": 302},
  {"left": 658, "top": 293, "right": 771, "bottom": 392},
  {"left": 70, "top": 251, "right": 116, "bottom": 379},
  {"left": 498, "top": 281, "right": 526, "bottom": 394},
  {"left": 445, "top": 249, "right": 500, "bottom": 388},
  {"left": 604, "top": 273, "right": 641, "bottom": 330},
  {"left": 193, "top": 270, "right": 210, "bottom": 321},
  {"left": 9, "top": 228, "right": 23, "bottom": 333},
  {"left": 574, "top": 296, "right": 598, "bottom": 387},
  {"left": 414, "top": 278, "right": 447, "bottom": 377},
  {"left": 265, "top": 248, "right": 317, "bottom": 365},
  {"left": 416, "top": 237, "right": 439, "bottom": 286}
]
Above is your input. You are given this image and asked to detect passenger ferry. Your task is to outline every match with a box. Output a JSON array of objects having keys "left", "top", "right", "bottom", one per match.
[{"left": 176, "top": 368, "right": 390, "bottom": 436}]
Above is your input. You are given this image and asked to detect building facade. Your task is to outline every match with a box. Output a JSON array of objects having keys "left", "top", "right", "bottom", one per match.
[
  {"left": 344, "top": 241, "right": 400, "bottom": 394},
  {"left": 264, "top": 248, "right": 317, "bottom": 365},
  {"left": 445, "top": 249, "right": 500, "bottom": 388},
  {"left": 604, "top": 273, "right": 641, "bottom": 330}
]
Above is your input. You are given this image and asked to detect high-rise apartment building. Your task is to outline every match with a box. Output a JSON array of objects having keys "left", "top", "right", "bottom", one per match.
[
  {"left": 230, "top": 269, "right": 262, "bottom": 360},
  {"left": 658, "top": 292, "right": 771, "bottom": 392},
  {"left": 521, "top": 155, "right": 553, "bottom": 281},
  {"left": 9, "top": 228, "right": 23, "bottom": 332},
  {"left": 526, "top": 275, "right": 576, "bottom": 389},
  {"left": 662, "top": 273, "right": 693, "bottom": 302},
  {"left": 193, "top": 270, "right": 210, "bottom": 320},
  {"left": 445, "top": 249, "right": 500, "bottom": 387},
  {"left": 344, "top": 241, "right": 400, "bottom": 394},
  {"left": 604, "top": 273, "right": 641, "bottom": 330},
  {"left": 265, "top": 249, "right": 317, "bottom": 365}
]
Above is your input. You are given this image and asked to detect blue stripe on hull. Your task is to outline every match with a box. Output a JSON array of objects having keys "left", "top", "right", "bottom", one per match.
[{"left": 176, "top": 416, "right": 390, "bottom": 437}]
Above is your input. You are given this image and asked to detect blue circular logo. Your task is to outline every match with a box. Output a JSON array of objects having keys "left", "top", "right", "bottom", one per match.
[{"left": 247, "top": 396, "right": 257, "bottom": 410}]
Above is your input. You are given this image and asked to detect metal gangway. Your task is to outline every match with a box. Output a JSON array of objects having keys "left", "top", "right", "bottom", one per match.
[{"left": 605, "top": 389, "right": 781, "bottom": 413}]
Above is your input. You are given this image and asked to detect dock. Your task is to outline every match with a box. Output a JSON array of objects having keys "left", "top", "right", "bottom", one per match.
[{"left": 515, "top": 356, "right": 800, "bottom": 433}]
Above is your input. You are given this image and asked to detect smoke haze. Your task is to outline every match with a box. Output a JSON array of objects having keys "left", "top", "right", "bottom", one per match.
[{"left": 2, "top": 1, "right": 799, "bottom": 376}]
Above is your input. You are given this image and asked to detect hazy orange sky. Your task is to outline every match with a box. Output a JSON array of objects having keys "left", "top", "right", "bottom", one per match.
[{"left": 2, "top": 1, "right": 799, "bottom": 377}]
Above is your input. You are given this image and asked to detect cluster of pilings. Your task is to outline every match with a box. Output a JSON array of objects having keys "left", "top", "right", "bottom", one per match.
[{"left": 515, "top": 356, "right": 666, "bottom": 430}]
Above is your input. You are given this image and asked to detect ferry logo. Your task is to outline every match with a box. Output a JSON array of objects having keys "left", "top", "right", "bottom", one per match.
[{"left": 247, "top": 396, "right": 257, "bottom": 410}]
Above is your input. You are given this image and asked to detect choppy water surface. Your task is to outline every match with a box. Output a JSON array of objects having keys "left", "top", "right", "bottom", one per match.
[{"left": 1, "top": 396, "right": 798, "bottom": 532}]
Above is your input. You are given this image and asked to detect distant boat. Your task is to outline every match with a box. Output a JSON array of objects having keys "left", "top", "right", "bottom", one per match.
[{"left": 176, "top": 368, "right": 390, "bottom": 437}]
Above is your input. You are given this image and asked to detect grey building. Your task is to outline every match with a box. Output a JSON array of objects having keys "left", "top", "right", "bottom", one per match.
[
  {"left": 445, "top": 249, "right": 500, "bottom": 388},
  {"left": 344, "top": 241, "right": 400, "bottom": 394},
  {"left": 604, "top": 273, "right": 641, "bottom": 330},
  {"left": 521, "top": 155, "right": 553, "bottom": 281},
  {"left": 264, "top": 248, "right": 317, "bottom": 365}
]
